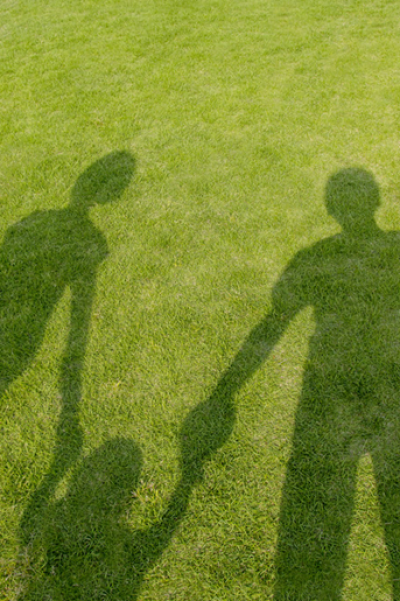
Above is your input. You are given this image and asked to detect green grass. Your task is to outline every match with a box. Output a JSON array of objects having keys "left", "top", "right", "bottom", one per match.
[{"left": 2, "top": 0, "right": 400, "bottom": 599}]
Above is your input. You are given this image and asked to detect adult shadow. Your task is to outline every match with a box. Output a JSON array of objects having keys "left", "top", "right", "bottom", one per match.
[
  {"left": 271, "top": 169, "right": 400, "bottom": 599},
  {"left": 171, "top": 168, "right": 400, "bottom": 599},
  {"left": 19, "top": 167, "right": 400, "bottom": 600},
  {"left": 15, "top": 149, "right": 222, "bottom": 600},
  {"left": 7, "top": 151, "right": 135, "bottom": 539}
]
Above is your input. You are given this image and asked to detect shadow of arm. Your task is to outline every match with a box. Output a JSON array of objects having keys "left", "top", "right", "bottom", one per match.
[
  {"left": 58, "top": 276, "right": 97, "bottom": 459},
  {"left": 20, "top": 277, "right": 96, "bottom": 546},
  {"left": 123, "top": 311, "right": 291, "bottom": 597},
  {"left": 180, "top": 309, "right": 291, "bottom": 482}
]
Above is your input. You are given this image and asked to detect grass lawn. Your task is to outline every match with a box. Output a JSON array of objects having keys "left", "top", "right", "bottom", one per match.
[{"left": 2, "top": 0, "right": 400, "bottom": 599}]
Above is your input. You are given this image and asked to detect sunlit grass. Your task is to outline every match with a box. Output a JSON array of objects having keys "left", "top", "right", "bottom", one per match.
[{"left": 2, "top": 0, "right": 400, "bottom": 599}]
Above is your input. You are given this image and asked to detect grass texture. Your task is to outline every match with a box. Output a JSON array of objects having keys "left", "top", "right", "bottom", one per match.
[{"left": 2, "top": 0, "right": 400, "bottom": 599}]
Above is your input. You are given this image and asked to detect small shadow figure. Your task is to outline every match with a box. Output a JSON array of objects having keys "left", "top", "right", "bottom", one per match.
[
  {"left": 19, "top": 414, "right": 226, "bottom": 600},
  {"left": 9, "top": 151, "right": 134, "bottom": 537},
  {"left": 19, "top": 168, "right": 400, "bottom": 600},
  {"left": 20, "top": 438, "right": 143, "bottom": 600}
]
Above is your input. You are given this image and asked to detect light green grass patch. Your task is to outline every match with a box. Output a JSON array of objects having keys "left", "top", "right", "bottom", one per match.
[{"left": 2, "top": 0, "right": 400, "bottom": 599}]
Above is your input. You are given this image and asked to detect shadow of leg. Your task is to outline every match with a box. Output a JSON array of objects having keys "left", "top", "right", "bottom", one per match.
[
  {"left": 374, "top": 448, "right": 400, "bottom": 600},
  {"left": 274, "top": 388, "right": 357, "bottom": 601},
  {"left": 20, "top": 357, "right": 83, "bottom": 547}
]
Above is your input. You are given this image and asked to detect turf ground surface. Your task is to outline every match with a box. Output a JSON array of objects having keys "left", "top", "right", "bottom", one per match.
[{"left": 2, "top": 1, "right": 400, "bottom": 599}]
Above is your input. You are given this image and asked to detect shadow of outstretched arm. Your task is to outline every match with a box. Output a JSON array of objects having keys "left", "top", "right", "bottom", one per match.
[
  {"left": 180, "top": 312, "right": 290, "bottom": 481},
  {"left": 55, "top": 274, "right": 96, "bottom": 475},
  {"left": 127, "top": 309, "right": 291, "bottom": 598}
]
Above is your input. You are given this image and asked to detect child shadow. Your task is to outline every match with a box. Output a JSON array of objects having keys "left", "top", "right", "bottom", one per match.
[
  {"left": 19, "top": 438, "right": 143, "bottom": 601},
  {"left": 19, "top": 417, "right": 232, "bottom": 600}
]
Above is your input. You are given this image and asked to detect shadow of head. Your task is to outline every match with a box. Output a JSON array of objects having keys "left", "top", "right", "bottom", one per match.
[
  {"left": 325, "top": 168, "right": 380, "bottom": 233},
  {"left": 69, "top": 437, "right": 142, "bottom": 513},
  {"left": 71, "top": 151, "right": 135, "bottom": 210}
]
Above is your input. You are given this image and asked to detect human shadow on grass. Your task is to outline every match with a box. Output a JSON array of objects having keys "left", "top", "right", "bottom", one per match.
[
  {"left": 20, "top": 438, "right": 143, "bottom": 600},
  {"left": 18, "top": 394, "right": 234, "bottom": 600},
  {"left": 182, "top": 168, "right": 400, "bottom": 600},
  {"left": 19, "top": 167, "right": 400, "bottom": 600},
  {"left": 19, "top": 425, "right": 220, "bottom": 601},
  {"left": 5, "top": 151, "right": 134, "bottom": 539},
  {"left": 16, "top": 148, "right": 233, "bottom": 599}
]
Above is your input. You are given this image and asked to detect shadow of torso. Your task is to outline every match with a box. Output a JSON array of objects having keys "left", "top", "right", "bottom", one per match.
[
  {"left": 282, "top": 230, "right": 400, "bottom": 416},
  {"left": 274, "top": 228, "right": 400, "bottom": 599},
  {"left": 0, "top": 208, "right": 107, "bottom": 395}
]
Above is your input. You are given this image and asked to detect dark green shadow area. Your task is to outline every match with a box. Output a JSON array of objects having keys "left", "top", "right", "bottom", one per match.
[
  {"left": 180, "top": 168, "right": 400, "bottom": 600},
  {"left": 5, "top": 151, "right": 135, "bottom": 577},
  {"left": 17, "top": 167, "right": 400, "bottom": 599},
  {"left": 20, "top": 438, "right": 143, "bottom": 600},
  {"left": 18, "top": 396, "right": 234, "bottom": 600},
  {"left": 1, "top": 150, "right": 135, "bottom": 407},
  {"left": 271, "top": 169, "right": 400, "bottom": 600},
  {"left": 18, "top": 369, "right": 236, "bottom": 600}
]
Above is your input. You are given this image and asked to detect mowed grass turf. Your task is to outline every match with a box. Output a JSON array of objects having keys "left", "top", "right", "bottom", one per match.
[{"left": 1, "top": 0, "right": 400, "bottom": 599}]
